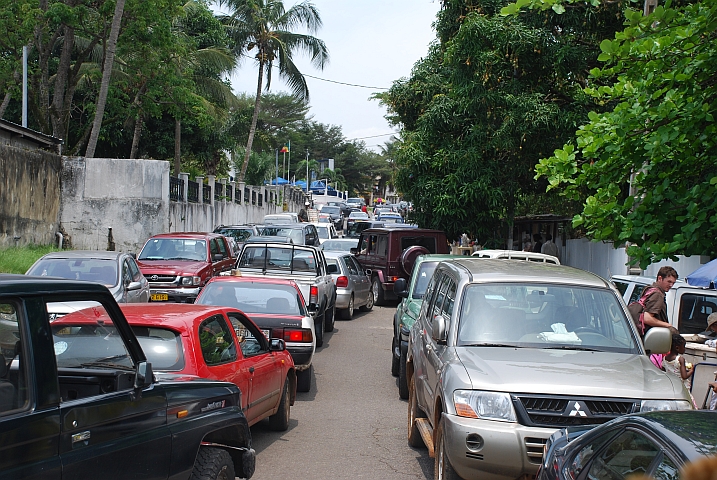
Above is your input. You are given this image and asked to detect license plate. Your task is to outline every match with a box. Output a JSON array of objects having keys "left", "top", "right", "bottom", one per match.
[
  {"left": 238, "top": 328, "right": 271, "bottom": 340},
  {"left": 151, "top": 293, "right": 169, "bottom": 301}
]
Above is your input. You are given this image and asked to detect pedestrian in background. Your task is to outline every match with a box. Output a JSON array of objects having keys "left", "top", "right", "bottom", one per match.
[
  {"left": 532, "top": 234, "right": 543, "bottom": 253},
  {"left": 541, "top": 234, "right": 559, "bottom": 258}
]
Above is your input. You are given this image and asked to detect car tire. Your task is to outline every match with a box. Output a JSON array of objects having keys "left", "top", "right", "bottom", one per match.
[
  {"left": 324, "top": 302, "right": 336, "bottom": 332},
  {"left": 297, "top": 365, "right": 312, "bottom": 393},
  {"left": 359, "top": 288, "right": 374, "bottom": 312},
  {"left": 435, "top": 418, "right": 461, "bottom": 480},
  {"left": 340, "top": 295, "right": 354, "bottom": 320},
  {"left": 398, "top": 346, "right": 409, "bottom": 400},
  {"left": 391, "top": 337, "right": 400, "bottom": 377},
  {"left": 190, "top": 447, "right": 235, "bottom": 480},
  {"left": 372, "top": 276, "right": 385, "bottom": 306},
  {"left": 408, "top": 376, "right": 426, "bottom": 448},
  {"left": 268, "top": 379, "right": 290, "bottom": 431},
  {"left": 315, "top": 314, "right": 325, "bottom": 347}
]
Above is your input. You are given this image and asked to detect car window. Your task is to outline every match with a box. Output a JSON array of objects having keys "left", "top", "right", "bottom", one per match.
[
  {"left": 433, "top": 276, "right": 451, "bottom": 321},
  {"left": 0, "top": 302, "right": 30, "bottom": 415},
  {"left": 28, "top": 258, "right": 118, "bottom": 286},
  {"left": 210, "top": 239, "right": 221, "bottom": 258},
  {"left": 376, "top": 236, "right": 388, "bottom": 258},
  {"left": 677, "top": 293, "right": 717, "bottom": 334},
  {"left": 198, "top": 315, "right": 237, "bottom": 366},
  {"left": 122, "top": 260, "right": 133, "bottom": 285},
  {"left": 216, "top": 238, "right": 228, "bottom": 258},
  {"left": 613, "top": 280, "right": 629, "bottom": 297},
  {"left": 226, "top": 312, "right": 268, "bottom": 357},
  {"left": 629, "top": 284, "right": 647, "bottom": 304},
  {"left": 586, "top": 429, "right": 660, "bottom": 480},
  {"left": 198, "top": 282, "right": 306, "bottom": 316},
  {"left": 238, "top": 246, "right": 318, "bottom": 274},
  {"left": 653, "top": 455, "right": 679, "bottom": 480},
  {"left": 456, "top": 283, "right": 640, "bottom": 353},
  {"left": 566, "top": 430, "right": 618, "bottom": 479},
  {"left": 215, "top": 227, "right": 254, "bottom": 242},
  {"left": 423, "top": 273, "right": 444, "bottom": 326},
  {"left": 344, "top": 257, "right": 359, "bottom": 275},
  {"left": 442, "top": 280, "right": 457, "bottom": 318},
  {"left": 400, "top": 236, "right": 438, "bottom": 254},
  {"left": 128, "top": 257, "right": 142, "bottom": 282},
  {"left": 131, "top": 326, "right": 184, "bottom": 370},
  {"left": 315, "top": 225, "right": 329, "bottom": 239},
  {"left": 350, "top": 257, "right": 364, "bottom": 275},
  {"left": 412, "top": 261, "right": 440, "bottom": 299},
  {"left": 139, "top": 238, "right": 206, "bottom": 262}
]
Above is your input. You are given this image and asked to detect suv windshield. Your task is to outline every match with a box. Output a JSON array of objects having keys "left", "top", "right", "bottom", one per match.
[
  {"left": 139, "top": 238, "right": 207, "bottom": 261},
  {"left": 456, "top": 283, "right": 639, "bottom": 353}
]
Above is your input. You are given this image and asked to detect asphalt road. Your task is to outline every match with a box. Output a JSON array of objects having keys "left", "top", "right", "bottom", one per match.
[{"left": 248, "top": 301, "right": 434, "bottom": 479}]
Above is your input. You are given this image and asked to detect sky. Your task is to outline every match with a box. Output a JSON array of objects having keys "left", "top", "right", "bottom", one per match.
[{"left": 225, "top": 0, "right": 442, "bottom": 151}]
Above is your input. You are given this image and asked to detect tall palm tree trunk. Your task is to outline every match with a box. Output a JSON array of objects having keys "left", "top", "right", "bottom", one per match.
[
  {"left": 130, "top": 113, "right": 143, "bottom": 159},
  {"left": 239, "top": 58, "right": 265, "bottom": 183},
  {"left": 85, "top": 0, "right": 126, "bottom": 158}
]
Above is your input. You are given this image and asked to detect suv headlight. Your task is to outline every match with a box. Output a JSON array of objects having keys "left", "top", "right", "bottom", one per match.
[
  {"left": 181, "top": 276, "right": 201, "bottom": 286},
  {"left": 640, "top": 400, "right": 693, "bottom": 412},
  {"left": 453, "top": 390, "right": 517, "bottom": 422}
]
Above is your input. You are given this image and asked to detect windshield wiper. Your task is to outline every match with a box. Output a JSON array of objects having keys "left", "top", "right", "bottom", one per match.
[
  {"left": 462, "top": 343, "right": 525, "bottom": 348},
  {"left": 80, "top": 362, "right": 134, "bottom": 371},
  {"left": 542, "top": 346, "right": 602, "bottom": 352}
]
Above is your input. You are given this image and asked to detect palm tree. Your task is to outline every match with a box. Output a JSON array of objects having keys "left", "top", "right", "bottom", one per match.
[{"left": 219, "top": 0, "right": 329, "bottom": 183}]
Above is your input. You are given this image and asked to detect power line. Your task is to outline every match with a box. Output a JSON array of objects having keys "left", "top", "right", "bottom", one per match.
[{"left": 349, "top": 133, "right": 398, "bottom": 141}]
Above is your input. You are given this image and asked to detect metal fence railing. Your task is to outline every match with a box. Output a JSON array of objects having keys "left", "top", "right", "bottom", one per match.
[
  {"left": 187, "top": 179, "right": 199, "bottom": 203},
  {"left": 170, "top": 177, "right": 183, "bottom": 201}
]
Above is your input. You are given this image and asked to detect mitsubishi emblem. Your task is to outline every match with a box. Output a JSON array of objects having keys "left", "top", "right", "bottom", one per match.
[
  {"left": 568, "top": 401, "right": 587, "bottom": 417},
  {"left": 151, "top": 275, "right": 158, "bottom": 281}
]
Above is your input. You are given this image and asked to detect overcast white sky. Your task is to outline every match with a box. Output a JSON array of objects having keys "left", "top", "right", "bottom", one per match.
[{"left": 225, "top": 0, "right": 441, "bottom": 151}]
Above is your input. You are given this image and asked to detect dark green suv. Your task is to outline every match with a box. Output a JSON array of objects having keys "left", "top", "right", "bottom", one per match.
[{"left": 0, "top": 274, "right": 256, "bottom": 479}]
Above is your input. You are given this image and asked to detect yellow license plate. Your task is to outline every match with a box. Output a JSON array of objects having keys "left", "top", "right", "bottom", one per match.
[{"left": 151, "top": 293, "right": 169, "bottom": 301}]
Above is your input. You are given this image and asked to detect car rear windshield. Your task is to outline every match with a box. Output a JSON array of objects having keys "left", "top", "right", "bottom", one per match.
[
  {"left": 52, "top": 319, "right": 184, "bottom": 371},
  {"left": 214, "top": 227, "right": 254, "bottom": 242},
  {"left": 400, "top": 236, "right": 438, "bottom": 254},
  {"left": 197, "top": 282, "right": 306, "bottom": 316},
  {"left": 238, "top": 246, "right": 318, "bottom": 274},
  {"left": 456, "top": 283, "right": 639, "bottom": 353},
  {"left": 321, "top": 206, "right": 341, "bottom": 215},
  {"left": 28, "top": 258, "right": 118, "bottom": 286},
  {"left": 258, "top": 227, "right": 304, "bottom": 245},
  {"left": 139, "top": 238, "right": 207, "bottom": 262}
]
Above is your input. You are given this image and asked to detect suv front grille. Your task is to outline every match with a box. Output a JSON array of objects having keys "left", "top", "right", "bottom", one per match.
[
  {"left": 514, "top": 394, "right": 638, "bottom": 428},
  {"left": 144, "top": 274, "right": 177, "bottom": 284}
]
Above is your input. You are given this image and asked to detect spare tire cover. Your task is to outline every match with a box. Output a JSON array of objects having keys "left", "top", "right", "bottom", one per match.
[{"left": 401, "top": 245, "right": 430, "bottom": 276}]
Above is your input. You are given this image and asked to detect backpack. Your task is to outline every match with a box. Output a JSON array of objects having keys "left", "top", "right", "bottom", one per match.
[{"left": 627, "top": 287, "right": 659, "bottom": 336}]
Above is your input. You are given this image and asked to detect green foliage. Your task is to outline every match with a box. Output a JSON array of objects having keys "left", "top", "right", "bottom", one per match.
[
  {"left": 535, "top": 0, "right": 717, "bottom": 267},
  {"left": 0, "top": 245, "right": 61, "bottom": 274},
  {"left": 378, "top": 0, "right": 620, "bottom": 240}
]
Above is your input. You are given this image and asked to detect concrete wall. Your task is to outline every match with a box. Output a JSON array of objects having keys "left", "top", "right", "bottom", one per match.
[
  {"left": 60, "top": 157, "right": 170, "bottom": 252},
  {"left": 0, "top": 143, "right": 62, "bottom": 248}
]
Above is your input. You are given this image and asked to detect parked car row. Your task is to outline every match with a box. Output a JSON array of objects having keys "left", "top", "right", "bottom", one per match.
[{"left": 384, "top": 250, "right": 717, "bottom": 480}]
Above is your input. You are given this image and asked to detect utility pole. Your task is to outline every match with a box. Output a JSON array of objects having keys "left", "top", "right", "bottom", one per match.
[{"left": 305, "top": 149, "right": 309, "bottom": 194}]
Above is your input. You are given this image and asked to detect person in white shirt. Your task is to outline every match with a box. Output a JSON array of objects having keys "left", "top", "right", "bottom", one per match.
[{"left": 540, "top": 234, "right": 559, "bottom": 258}]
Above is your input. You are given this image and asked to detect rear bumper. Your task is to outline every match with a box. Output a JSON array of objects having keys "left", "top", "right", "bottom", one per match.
[
  {"left": 286, "top": 344, "right": 313, "bottom": 369},
  {"left": 335, "top": 289, "right": 352, "bottom": 309}
]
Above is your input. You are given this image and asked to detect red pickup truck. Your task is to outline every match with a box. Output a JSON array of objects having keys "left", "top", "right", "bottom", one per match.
[{"left": 137, "top": 232, "right": 236, "bottom": 302}]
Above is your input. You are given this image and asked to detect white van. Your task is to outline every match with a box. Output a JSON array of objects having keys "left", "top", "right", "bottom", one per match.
[
  {"left": 263, "top": 213, "right": 299, "bottom": 225},
  {"left": 471, "top": 249, "right": 560, "bottom": 264}
]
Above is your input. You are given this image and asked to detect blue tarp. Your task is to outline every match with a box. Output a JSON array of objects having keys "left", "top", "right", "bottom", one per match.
[
  {"left": 293, "top": 180, "right": 307, "bottom": 189},
  {"left": 686, "top": 259, "right": 717, "bottom": 288},
  {"left": 267, "top": 176, "right": 289, "bottom": 185}
]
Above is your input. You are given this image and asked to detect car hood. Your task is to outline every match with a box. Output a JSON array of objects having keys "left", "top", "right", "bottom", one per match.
[
  {"left": 137, "top": 260, "right": 206, "bottom": 275},
  {"left": 456, "top": 347, "right": 686, "bottom": 400}
]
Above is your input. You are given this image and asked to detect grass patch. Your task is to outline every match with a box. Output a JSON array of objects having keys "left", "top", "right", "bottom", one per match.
[{"left": 0, "top": 245, "right": 61, "bottom": 274}]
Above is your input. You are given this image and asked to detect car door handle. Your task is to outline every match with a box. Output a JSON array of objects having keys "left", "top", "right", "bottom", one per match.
[
  {"left": 72, "top": 430, "right": 91, "bottom": 444},
  {"left": 249, "top": 366, "right": 254, "bottom": 373}
]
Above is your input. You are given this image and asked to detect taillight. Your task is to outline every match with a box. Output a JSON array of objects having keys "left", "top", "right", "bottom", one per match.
[
  {"left": 310, "top": 285, "right": 318, "bottom": 304},
  {"left": 284, "top": 328, "right": 313, "bottom": 342},
  {"left": 336, "top": 276, "right": 349, "bottom": 288}
]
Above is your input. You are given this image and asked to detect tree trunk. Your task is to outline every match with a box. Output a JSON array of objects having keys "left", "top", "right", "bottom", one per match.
[
  {"left": 0, "top": 91, "right": 11, "bottom": 119},
  {"left": 85, "top": 0, "right": 126, "bottom": 158},
  {"left": 174, "top": 118, "right": 181, "bottom": 175},
  {"left": 130, "top": 112, "right": 143, "bottom": 159},
  {"left": 239, "top": 58, "right": 265, "bottom": 183},
  {"left": 51, "top": 24, "right": 74, "bottom": 139}
]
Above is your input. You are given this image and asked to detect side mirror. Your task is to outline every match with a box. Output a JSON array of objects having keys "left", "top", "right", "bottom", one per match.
[
  {"left": 643, "top": 327, "right": 672, "bottom": 355},
  {"left": 126, "top": 281, "right": 142, "bottom": 292},
  {"left": 350, "top": 248, "right": 358, "bottom": 255},
  {"left": 393, "top": 278, "right": 409, "bottom": 298},
  {"left": 134, "top": 361, "right": 153, "bottom": 389},
  {"left": 213, "top": 253, "right": 224, "bottom": 262},
  {"left": 432, "top": 314, "right": 448, "bottom": 344},
  {"left": 326, "top": 264, "right": 339, "bottom": 274},
  {"left": 270, "top": 338, "right": 286, "bottom": 351}
]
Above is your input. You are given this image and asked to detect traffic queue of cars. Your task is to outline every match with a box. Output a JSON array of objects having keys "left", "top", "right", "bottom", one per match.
[{"left": 387, "top": 251, "right": 717, "bottom": 480}]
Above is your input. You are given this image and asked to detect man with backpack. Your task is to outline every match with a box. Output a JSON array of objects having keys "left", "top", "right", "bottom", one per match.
[{"left": 629, "top": 266, "right": 679, "bottom": 336}]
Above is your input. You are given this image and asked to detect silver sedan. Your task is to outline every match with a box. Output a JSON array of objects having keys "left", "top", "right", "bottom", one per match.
[{"left": 323, "top": 251, "right": 373, "bottom": 319}]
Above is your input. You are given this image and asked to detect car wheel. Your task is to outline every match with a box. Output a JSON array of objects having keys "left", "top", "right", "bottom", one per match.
[
  {"left": 268, "top": 379, "right": 290, "bottom": 431},
  {"left": 398, "top": 346, "right": 409, "bottom": 400},
  {"left": 372, "top": 277, "right": 385, "bottom": 306},
  {"left": 340, "top": 294, "right": 354, "bottom": 320},
  {"left": 408, "top": 376, "right": 426, "bottom": 448},
  {"left": 190, "top": 447, "right": 235, "bottom": 480},
  {"left": 315, "top": 314, "right": 325, "bottom": 347},
  {"left": 359, "top": 288, "right": 374, "bottom": 312},
  {"left": 434, "top": 418, "right": 461, "bottom": 480},
  {"left": 297, "top": 365, "right": 312, "bottom": 393},
  {"left": 324, "top": 302, "right": 336, "bottom": 332},
  {"left": 391, "top": 336, "right": 400, "bottom": 377}
]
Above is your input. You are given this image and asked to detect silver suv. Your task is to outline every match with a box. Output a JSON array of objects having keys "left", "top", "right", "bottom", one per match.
[{"left": 407, "top": 258, "right": 692, "bottom": 480}]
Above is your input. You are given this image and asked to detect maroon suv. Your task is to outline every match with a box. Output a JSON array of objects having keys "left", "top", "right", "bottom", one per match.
[
  {"left": 136, "top": 232, "right": 236, "bottom": 303},
  {"left": 352, "top": 227, "right": 449, "bottom": 305}
]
